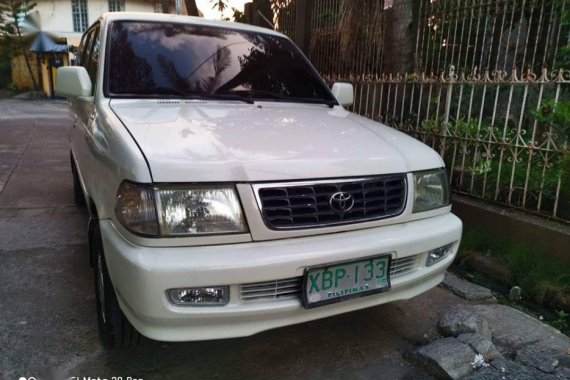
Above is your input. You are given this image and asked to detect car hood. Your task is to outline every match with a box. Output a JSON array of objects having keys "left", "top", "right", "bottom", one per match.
[{"left": 109, "top": 100, "right": 444, "bottom": 182}]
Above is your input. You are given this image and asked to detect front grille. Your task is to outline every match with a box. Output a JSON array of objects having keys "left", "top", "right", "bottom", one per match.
[
  {"left": 240, "top": 277, "right": 302, "bottom": 303},
  {"left": 390, "top": 255, "right": 419, "bottom": 276},
  {"left": 256, "top": 175, "right": 407, "bottom": 229},
  {"left": 240, "top": 255, "right": 419, "bottom": 303}
]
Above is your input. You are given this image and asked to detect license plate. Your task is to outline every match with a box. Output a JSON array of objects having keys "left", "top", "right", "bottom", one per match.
[{"left": 302, "top": 254, "right": 392, "bottom": 309}]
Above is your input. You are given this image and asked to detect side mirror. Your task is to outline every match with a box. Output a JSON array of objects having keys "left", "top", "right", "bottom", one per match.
[
  {"left": 331, "top": 82, "right": 354, "bottom": 107},
  {"left": 56, "top": 66, "right": 92, "bottom": 98}
]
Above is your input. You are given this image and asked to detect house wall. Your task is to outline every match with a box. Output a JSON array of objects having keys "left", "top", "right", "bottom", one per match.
[
  {"left": 12, "top": 0, "right": 182, "bottom": 93},
  {"left": 11, "top": 54, "right": 40, "bottom": 90},
  {"left": 12, "top": 53, "right": 69, "bottom": 95},
  {"left": 23, "top": 0, "right": 156, "bottom": 93},
  {"left": 34, "top": 0, "right": 156, "bottom": 46}
]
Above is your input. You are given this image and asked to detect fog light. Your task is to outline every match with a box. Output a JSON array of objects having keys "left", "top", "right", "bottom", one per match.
[
  {"left": 426, "top": 243, "right": 455, "bottom": 266},
  {"left": 167, "top": 286, "right": 229, "bottom": 306}
]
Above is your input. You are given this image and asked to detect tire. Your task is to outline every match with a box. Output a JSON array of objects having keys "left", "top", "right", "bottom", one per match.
[
  {"left": 93, "top": 222, "right": 142, "bottom": 349},
  {"left": 70, "top": 152, "right": 86, "bottom": 206}
]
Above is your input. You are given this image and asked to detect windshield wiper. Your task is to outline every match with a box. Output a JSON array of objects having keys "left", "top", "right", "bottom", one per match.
[
  {"left": 288, "top": 96, "right": 337, "bottom": 108},
  {"left": 186, "top": 92, "right": 254, "bottom": 104},
  {"left": 142, "top": 87, "right": 254, "bottom": 104},
  {"left": 219, "top": 90, "right": 336, "bottom": 108},
  {"left": 220, "top": 89, "right": 285, "bottom": 100}
]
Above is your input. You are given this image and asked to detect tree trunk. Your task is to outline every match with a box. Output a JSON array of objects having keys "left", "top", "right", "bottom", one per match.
[
  {"left": 158, "top": 0, "right": 171, "bottom": 13},
  {"left": 14, "top": 15, "right": 39, "bottom": 91},
  {"left": 185, "top": 0, "right": 199, "bottom": 16},
  {"left": 252, "top": 0, "right": 273, "bottom": 28},
  {"left": 382, "top": 0, "right": 419, "bottom": 74}
]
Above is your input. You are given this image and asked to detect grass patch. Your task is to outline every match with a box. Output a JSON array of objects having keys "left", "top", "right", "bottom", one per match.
[{"left": 459, "top": 229, "right": 570, "bottom": 309}]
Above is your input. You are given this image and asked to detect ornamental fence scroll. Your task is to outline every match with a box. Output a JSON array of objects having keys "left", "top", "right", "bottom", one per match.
[{"left": 324, "top": 67, "right": 570, "bottom": 223}]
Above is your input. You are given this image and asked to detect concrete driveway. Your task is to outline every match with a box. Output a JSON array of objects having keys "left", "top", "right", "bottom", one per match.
[{"left": 0, "top": 100, "right": 467, "bottom": 380}]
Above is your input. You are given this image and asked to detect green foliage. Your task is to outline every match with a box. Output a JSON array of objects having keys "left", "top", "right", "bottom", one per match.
[
  {"left": 421, "top": 118, "right": 439, "bottom": 131},
  {"left": 480, "top": 156, "right": 561, "bottom": 200},
  {"left": 429, "top": 95, "right": 439, "bottom": 107},
  {"left": 232, "top": 7, "right": 246, "bottom": 23},
  {"left": 530, "top": 100, "right": 570, "bottom": 196},
  {"left": 455, "top": 118, "right": 483, "bottom": 138},
  {"left": 422, "top": 118, "right": 490, "bottom": 138},
  {"left": 560, "top": 153, "right": 570, "bottom": 196},
  {"left": 472, "top": 160, "right": 491, "bottom": 176},
  {"left": 460, "top": 229, "right": 570, "bottom": 310},
  {"left": 558, "top": 45, "right": 570, "bottom": 70},
  {"left": 0, "top": 0, "right": 38, "bottom": 89},
  {"left": 556, "top": 8, "right": 570, "bottom": 69},
  {"left": 419, "top": 103, "right": 569, "bottom": 211},
  {"left": 553, "top": 310, "right": 569, "bottom": 330},
  {"left": 0, "top": 0, "right": 37, "bottom": 38},
  {"left": 531, "top": 100, "right": 570, "bottom": 143},
  {"left": 0, "top": 46, "right": 11, "bottom": 88},
  {"left": 317, "top": 11, "right": 339, "bottom": 26},
  {"left": 209, "top": 0, "right": 227, "bottom": 13},
  {"left": 0, "top": 63, "right": 9, "bottom": 90}
]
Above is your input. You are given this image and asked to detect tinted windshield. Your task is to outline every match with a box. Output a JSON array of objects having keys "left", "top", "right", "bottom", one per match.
[{"left": 106, "top": 21, "right": 336, "bottom": 105}]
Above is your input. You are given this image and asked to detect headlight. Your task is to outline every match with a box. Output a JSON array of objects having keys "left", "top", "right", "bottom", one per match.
[
  {"left": 115, "top": 182, "right": 247, "bottom": 236},
  {"left": 156, "top": 186, "right": 247, "bottom": 235},
  {"left": 413, "top": 169, "right": 450, "bottom": 213}
]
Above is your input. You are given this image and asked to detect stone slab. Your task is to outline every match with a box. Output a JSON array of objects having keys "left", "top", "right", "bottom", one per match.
[
  {"left": 439, "top": 308, "right": 492, "bottom": 338},
  {"left": 411, "top": 337, "right": 476, "bottom": 380},
  {"left": 457, "top": 333, "right": 502, "bottom": 361},
  {"left": 516, "top": 344, "right": 562, "bottom": 374},
  {"left": 441, "top": 272, "right": 497, "bottom": 303},
  {"left": 468, "top": 304, "right": 570, "bottom": 357}
]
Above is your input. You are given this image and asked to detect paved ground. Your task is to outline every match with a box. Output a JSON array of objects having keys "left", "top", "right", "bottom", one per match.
[{"left": 1, "top": 100, "right": 565, "bottom": 380}]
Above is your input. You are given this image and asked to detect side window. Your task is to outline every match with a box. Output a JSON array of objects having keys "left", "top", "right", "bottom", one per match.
[
  {"left": 81, "top": 25, "right": 100, "bottom": 95},
  {"left": 80, "top": 30, "right": 94, "bottom": 68},
  {"left": 76, "top": 34, "right": 86, "bottom": 66},
  {"left": 87, "top": 26, "right": 100, "bottom": 87}
]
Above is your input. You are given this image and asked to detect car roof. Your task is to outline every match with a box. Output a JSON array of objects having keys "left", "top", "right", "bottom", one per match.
[{"left": 98, "top": 12, "right": 285, "bottom": 38}]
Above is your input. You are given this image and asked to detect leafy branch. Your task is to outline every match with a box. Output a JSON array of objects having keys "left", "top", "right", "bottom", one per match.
[{"left": 0, "top": 0, "right": 39, "bottom": 90}]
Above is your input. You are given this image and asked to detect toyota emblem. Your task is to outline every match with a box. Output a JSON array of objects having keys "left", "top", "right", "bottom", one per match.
[{"left": 329, "top": 192, "right": 355, "bottom": 213}]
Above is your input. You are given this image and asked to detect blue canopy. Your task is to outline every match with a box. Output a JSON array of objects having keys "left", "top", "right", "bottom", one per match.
[{"left": 30, "top": 32, "right": 69, "bottom": 53}]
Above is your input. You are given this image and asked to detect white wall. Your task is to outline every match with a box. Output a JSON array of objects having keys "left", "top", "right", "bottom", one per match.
[{"left": 34, "top": 0, "right": 156, "bottom": 46}]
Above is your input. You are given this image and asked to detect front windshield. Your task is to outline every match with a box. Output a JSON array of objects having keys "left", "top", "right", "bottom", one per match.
[{"left": 106, "top": 21, "right": 337, "bottom": 105}]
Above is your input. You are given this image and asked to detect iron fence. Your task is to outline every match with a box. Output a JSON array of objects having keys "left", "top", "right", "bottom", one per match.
[
  {"left": 274, "top": 0, "right": 297, "bottom": 38},
  {"left": 274, "top": 0, "right": 570, "bottom": 223},
  {"left": 325, "top": 67, "right": 570, "bottom": 222},
  {"left": 415, "top": 0, "right": 567, "bottom": 75},
  {"left": 309, "top": 0, "right": 386, "bottom": 75}
]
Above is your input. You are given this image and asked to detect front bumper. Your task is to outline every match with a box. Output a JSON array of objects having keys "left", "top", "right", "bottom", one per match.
[{"left": 100, "top": 213, "right": 462, "bottom": 341}]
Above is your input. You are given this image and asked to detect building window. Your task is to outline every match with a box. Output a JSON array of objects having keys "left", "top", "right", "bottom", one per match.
[
  {"left": 72, "top": 0, "right": 88, "bottom": 33},
  {"left": 108, "top": 0, "right": 125, "bottom": 12}
]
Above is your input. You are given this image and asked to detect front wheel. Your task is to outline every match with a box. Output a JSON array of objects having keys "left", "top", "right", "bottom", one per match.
[{"left": 93, "top": 222, "right": 141, "bottom": 349}]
